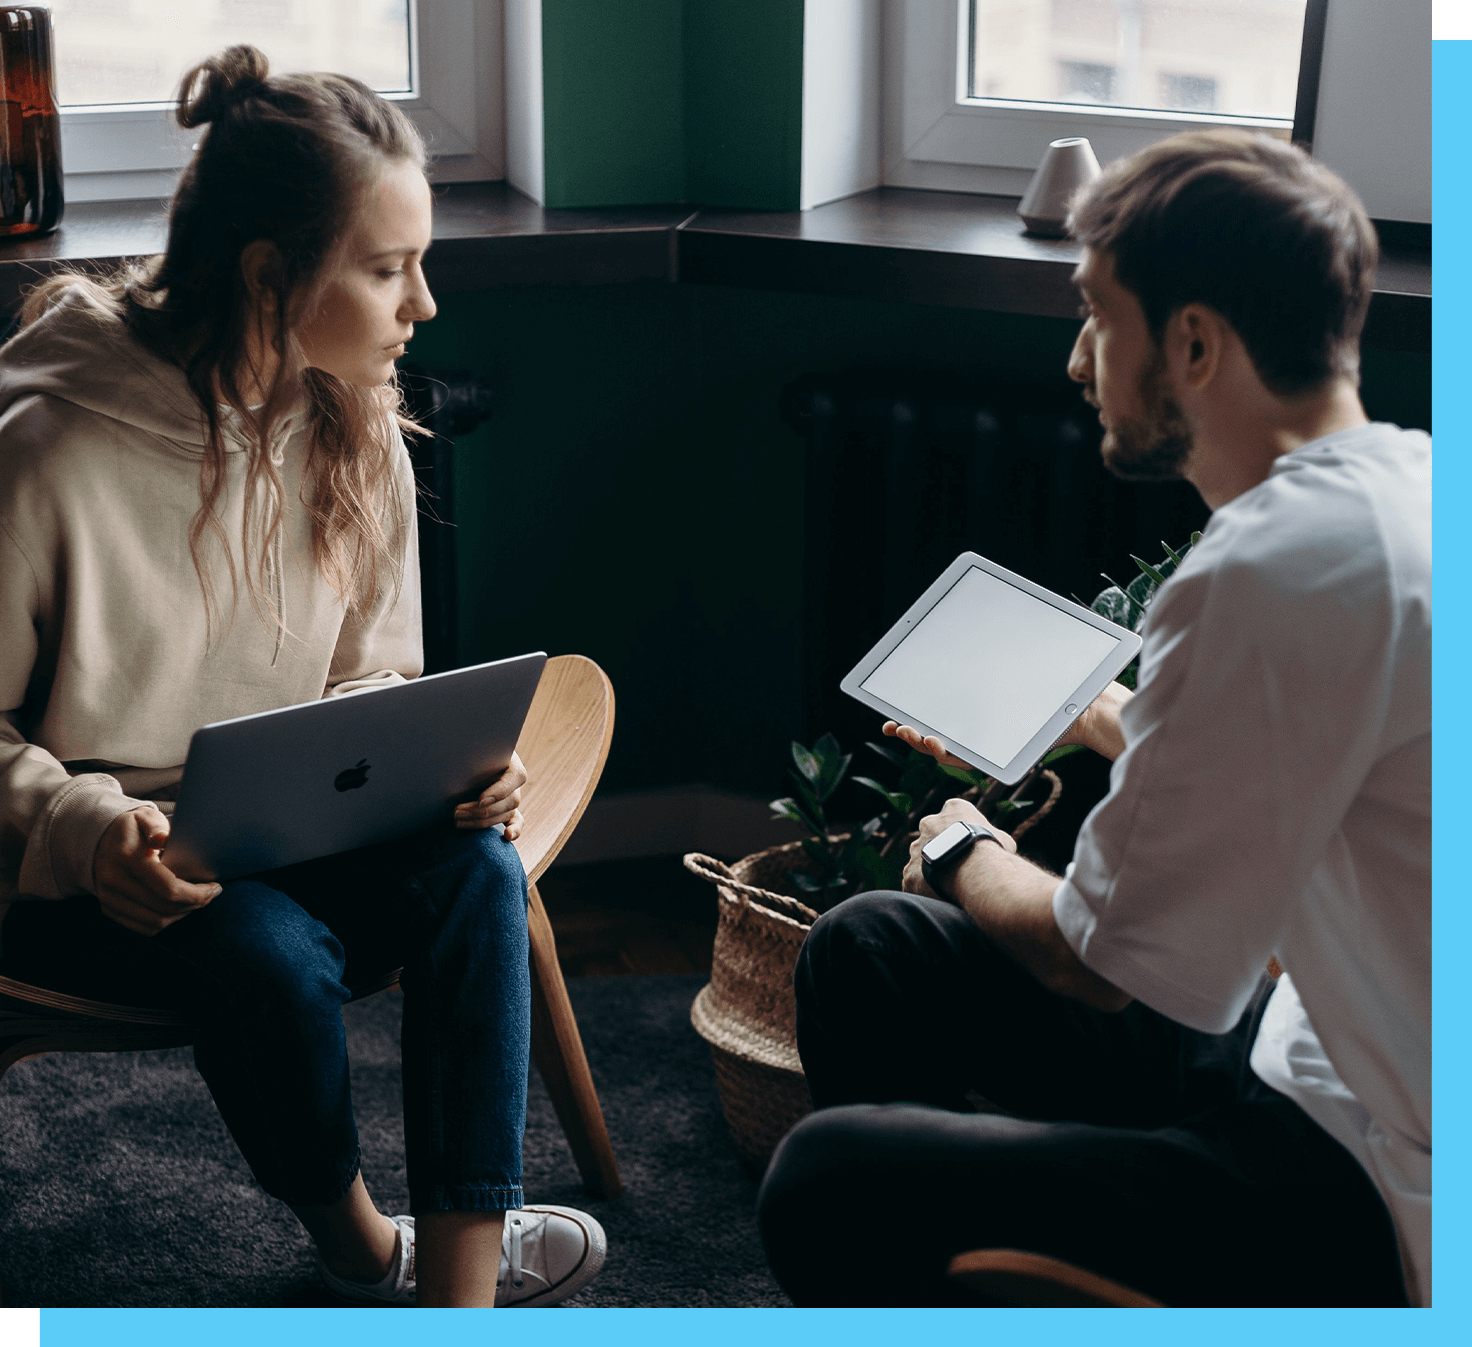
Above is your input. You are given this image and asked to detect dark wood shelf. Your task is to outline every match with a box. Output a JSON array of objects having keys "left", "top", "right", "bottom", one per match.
[{"left": 0, "top": 181, "right": 1429, "bottom": 351}]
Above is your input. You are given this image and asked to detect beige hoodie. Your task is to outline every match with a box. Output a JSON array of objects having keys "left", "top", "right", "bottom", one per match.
[{"left": 0, "top": 287, "right": 422, "bottom": 921}]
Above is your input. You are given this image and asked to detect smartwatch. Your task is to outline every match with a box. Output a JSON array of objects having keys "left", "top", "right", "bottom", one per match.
[{"left": 920, "top": 819, "right": 1001, "bottom": 896}]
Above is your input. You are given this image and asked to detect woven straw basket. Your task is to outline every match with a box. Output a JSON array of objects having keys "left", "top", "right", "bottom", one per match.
[
  {"left": 683, "top": 773, "right": 1064, "bottom": 1173},
  {"left": 684, "top": 842, "right": 822, "bottom": 1173}
]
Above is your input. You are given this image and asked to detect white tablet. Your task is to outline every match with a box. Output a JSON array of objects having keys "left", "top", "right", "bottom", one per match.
[{"left": 840, "top": 552, "right": 1142, "bottom": 784}]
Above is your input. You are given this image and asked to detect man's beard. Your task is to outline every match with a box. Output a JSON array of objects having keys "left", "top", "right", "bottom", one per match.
[{"left": 1097, "top": 347, "right": 1195, "bottom": 482}]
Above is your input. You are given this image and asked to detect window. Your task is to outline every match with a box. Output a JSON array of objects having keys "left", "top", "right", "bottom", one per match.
[
  {"left": 885, "top": 0, "right": 1311, "bottom": 197},
  {"left": 56, "top": 0, "right": 504, "bottom": 202},
  {"left": 53, "top": 0, "right": 414, "bottom": 108}
]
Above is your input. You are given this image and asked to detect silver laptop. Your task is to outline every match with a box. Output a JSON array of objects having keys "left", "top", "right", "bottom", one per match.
[{"left": 162, "top": 652, "right": 548, "bottom": 881}]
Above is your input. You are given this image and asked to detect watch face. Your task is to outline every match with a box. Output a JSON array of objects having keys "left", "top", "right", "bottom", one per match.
[{"left": 921, "top": 820, "right": 977, "bottom": 866}]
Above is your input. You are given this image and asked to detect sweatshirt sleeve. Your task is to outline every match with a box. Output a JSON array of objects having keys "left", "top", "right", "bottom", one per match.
[
  {"left": 0, "top": 522, "right": 143, "bottom": 898},
  {"left": 1051, "top": 523, "right": 1397, "bottom": 1033},
  {"left": 323, "top": 437, "right": 424, "bottom": 697}
]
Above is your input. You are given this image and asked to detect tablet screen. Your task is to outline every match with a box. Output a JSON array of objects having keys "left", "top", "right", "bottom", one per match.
[{"left": 859, "top": 565, "right": 1122, "bottom": 767}]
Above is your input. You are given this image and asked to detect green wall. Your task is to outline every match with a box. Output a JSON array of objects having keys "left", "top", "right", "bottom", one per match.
[
  {"left": 402, "top": 274, "right": 1429, "bottom": 802},
  {"left": 541, "top": 0, "right": 686, "bottom": 207},
  {"left": 540, "top": 0, "right": 804, "bottom": 210},
  {"left": 683, "top": 0, "right": 804, "bottom": 209}
]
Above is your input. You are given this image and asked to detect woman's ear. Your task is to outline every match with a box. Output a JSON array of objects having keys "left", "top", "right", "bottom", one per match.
[{"left": 239, "top": 239, "right": 283, "bottom": 311}]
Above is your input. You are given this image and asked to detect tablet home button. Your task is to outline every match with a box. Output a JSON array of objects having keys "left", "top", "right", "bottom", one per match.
[{"left": 1065, "top": 704, "right": 1078, "bottom": 715}]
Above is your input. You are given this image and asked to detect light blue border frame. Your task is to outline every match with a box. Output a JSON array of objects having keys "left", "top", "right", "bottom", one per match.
[{"left": 31, "top": 36, "right": 1458, "bottom": 1347}]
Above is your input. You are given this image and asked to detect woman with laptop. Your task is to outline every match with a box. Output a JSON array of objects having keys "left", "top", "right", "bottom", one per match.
[{"left": 0, "top": 47, "right": 603, "bottom": 1307}]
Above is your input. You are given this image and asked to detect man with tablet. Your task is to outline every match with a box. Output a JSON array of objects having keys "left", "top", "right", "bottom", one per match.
[{"left": 757, "top": 131, "right": 1429, "bottom": 1307}]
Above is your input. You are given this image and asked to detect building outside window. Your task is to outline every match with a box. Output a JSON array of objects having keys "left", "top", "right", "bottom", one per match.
[
  {"left": 969, "top": 0, "right": 1306, "bottom": 121},
  {"left": 53, "top": 0, "right": 499, "bottom": 201},
  {"left": 50, "top": 0, "right": 414, "bottom": 107}
]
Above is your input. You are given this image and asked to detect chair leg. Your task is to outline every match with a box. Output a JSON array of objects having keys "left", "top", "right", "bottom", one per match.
[
  {"left": 946, "top": 1250, "right": 1163, "bottom": 1307},
  {"left": 526, "top": 881, "right": 623, "bottom": 1199}
]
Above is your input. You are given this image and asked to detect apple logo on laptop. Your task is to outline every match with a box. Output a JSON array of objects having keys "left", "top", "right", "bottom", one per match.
[{"left": 335, "top": 759, "right": 371, "bottom": 792}]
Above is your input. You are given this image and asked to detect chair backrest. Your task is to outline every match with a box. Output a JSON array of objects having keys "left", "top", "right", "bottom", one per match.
[{"left": 512, "top": 654, "right": 615, "bottom": 885}]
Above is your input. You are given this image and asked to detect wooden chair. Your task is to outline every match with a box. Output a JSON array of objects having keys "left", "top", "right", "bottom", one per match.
[
  {"left": 0, "top": 652, "right": 622, "bottom": 1198},
  {"left": 946, "top": 1249, "right": 1163, "bottom": 1307}
]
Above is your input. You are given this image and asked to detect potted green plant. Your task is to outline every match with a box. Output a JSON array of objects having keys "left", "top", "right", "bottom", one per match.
[{"left": 686, "top": 537, "right": 1199, "bottom": 1171}]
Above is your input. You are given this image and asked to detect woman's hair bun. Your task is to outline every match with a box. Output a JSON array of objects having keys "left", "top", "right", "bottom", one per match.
[{"left": 176, "top": 45, "right": 270, "bottom": 129}]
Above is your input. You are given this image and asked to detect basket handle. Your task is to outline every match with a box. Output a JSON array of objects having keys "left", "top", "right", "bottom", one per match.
[{"left": 683, "top": 852, "right": 822, "bottom": 925}]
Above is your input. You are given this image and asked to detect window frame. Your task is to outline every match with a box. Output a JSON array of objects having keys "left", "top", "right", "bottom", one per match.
[
  {"left": 57, "top": 0, "right": 505, "bottom": 203},
  {"left": 884, "top": 0, "right": 1310, "bottom": 197}
]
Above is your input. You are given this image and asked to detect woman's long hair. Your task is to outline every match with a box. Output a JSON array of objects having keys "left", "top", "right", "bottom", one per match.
[{"left": 21, "top": 45, "right": 426, "bottom": 637}]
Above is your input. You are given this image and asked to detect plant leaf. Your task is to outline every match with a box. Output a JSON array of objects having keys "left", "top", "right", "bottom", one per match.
[
  {"left": 1092, "top": 585, "right": 1135, "bottom": 627},
  {"left": 1161, "top": 540, "right": 1183, "bottom": 567},
  {"left": 787, "top": 869, "right": 824, "bottom": 893},
  {"left": 790, "top": 741, "right": 821, "bottom": 786},
  {"left": 1131, "top": 555, "right": 1168, "bottom": 587},
  {"left": 817, "top": 753, "right": 852, "bottom": 803},
  {"left": 939, "top": 761, "right": 986, "bottom": 785},
  {"left": 899, "top": 755, "right": 938, "bottom": 798},
  {"left": 769, "top": 797, "right": 813, "bottom": 829},
  {"left": 853, "top": 776, "right": 912, "bottom": 816},
  {"left": 1190, "top": 530, "right": 1203, "bottom": 547},
  {"left": 780, "top": 780, "right": 827, "bottom": 835},
  {"left": 854, "top": 845, "right": 905, "bottom": 895},
  {"left": 1125, "top": 568, "right": 1156, "bottom": 605},
  {"left": 809, "top": 732, "right": 852, "bottom": 801},
  {"left": 1041, "top": 743, "right": 1086, "bottom": 765},
  {"left": 800, "top": 837, "right": 837, "bottom": 875},
  {"left": 865, "top": 739, "right": 908, "bottom": 770}
]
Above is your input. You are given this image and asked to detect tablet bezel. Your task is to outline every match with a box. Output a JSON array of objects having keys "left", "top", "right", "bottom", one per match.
[{"left": 839, "top": 551, "right": 1143, "bottom": 784}]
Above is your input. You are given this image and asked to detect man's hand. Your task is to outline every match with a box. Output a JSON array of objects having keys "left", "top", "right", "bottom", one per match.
[
  {"left": 901, "top": 795, "right": 1130, "bottom": 1012},
  {"left": 455, "top": 751, "right": 526, "bottom": 839},
  {"left": 94, "top": 805, "right": 222, "bottom": 936},
  {"left": 882, "top": 720, "right": 972, "bottom": 769},
  {"left": 884, "top": 679, "right": 1135, "bottom": 767},
  {"left": 1047, "top": 680, "right": 1133, "bottom": 762},
  {"left": 902, "top": 796, "right": 1018, "bottom": 901}
]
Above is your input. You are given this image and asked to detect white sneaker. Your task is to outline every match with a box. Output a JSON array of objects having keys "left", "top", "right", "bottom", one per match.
[
  {"left": 316, "top": 1212, "right": 416, "bottom": 1306},
  {"left": 497, "top": 1205, "right": 608, "bottom": 1307},
  {"left": 315, "top": 1206, "right": 607, "bottom": 1307}
]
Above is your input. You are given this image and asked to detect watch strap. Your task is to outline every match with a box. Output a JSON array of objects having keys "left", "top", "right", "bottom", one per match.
[{"left": 920, "top": 820, "right": 1000, "bottom": 895}]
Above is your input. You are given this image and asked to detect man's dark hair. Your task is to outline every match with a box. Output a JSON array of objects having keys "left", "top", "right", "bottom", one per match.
[{"left": 1068, "top": 130, "right": 1378, "bottom": 395}]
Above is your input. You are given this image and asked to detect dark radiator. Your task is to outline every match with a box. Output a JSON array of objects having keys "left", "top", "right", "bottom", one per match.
[
  {"left": 399, "top": 367, "right": 495, "bottom": 674},
  {"left": 782, "top": 368, "right": 1209, "bottom": 749}
]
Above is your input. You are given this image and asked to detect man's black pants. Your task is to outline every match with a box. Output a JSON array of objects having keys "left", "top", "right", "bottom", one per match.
[{"left": 755, "top": 891, "right": 1407, "bottom": 1307}]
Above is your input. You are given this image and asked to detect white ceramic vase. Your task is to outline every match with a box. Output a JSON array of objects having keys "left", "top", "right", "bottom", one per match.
[{"left": 1017, "top": 137, "right": 1102, "bottom": 238}]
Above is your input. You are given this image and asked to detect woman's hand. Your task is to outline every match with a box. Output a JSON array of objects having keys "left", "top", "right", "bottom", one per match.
[
  {"left": 93, "top": 805, "right": 222, "bottom": 936},
  {"left": 455, "top": 751, "right": 526, "bottom": 840}
]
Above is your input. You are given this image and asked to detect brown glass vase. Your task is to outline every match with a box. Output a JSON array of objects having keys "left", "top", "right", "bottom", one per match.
[{"left": 0, "top": 5, "right": 61, "bottom": 237}]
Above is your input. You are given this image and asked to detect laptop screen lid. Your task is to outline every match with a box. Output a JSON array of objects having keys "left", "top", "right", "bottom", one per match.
[{"left": 163, "top": 652, "right": 547, "bottom": 882}]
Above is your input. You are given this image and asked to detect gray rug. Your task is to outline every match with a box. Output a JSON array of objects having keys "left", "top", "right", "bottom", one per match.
[{"left": 0, "top": 974, "right": 790, "bottom": 1307}]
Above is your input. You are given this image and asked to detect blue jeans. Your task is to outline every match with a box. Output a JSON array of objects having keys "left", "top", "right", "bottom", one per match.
[{"left": 0, "top": 825, "right": 530, "bottom": 1213}]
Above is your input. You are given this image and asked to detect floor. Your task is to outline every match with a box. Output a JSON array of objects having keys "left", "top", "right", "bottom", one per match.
[{"left": 535, "top": 855, "right": 720, "bottom": 978}]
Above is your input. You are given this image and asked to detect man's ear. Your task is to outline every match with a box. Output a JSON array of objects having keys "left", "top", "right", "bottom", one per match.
[
  {"left": 239, "top": 240, "right": 283, "bottom": 311},
  {"left": 1167, "top": 303, "right": 1227, "bottom": 392}
]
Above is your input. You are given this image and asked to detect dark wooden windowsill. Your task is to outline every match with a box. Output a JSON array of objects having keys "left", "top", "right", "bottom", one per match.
[{"left": 0, "top": 182, "right": 1430, "bottom": 352}]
